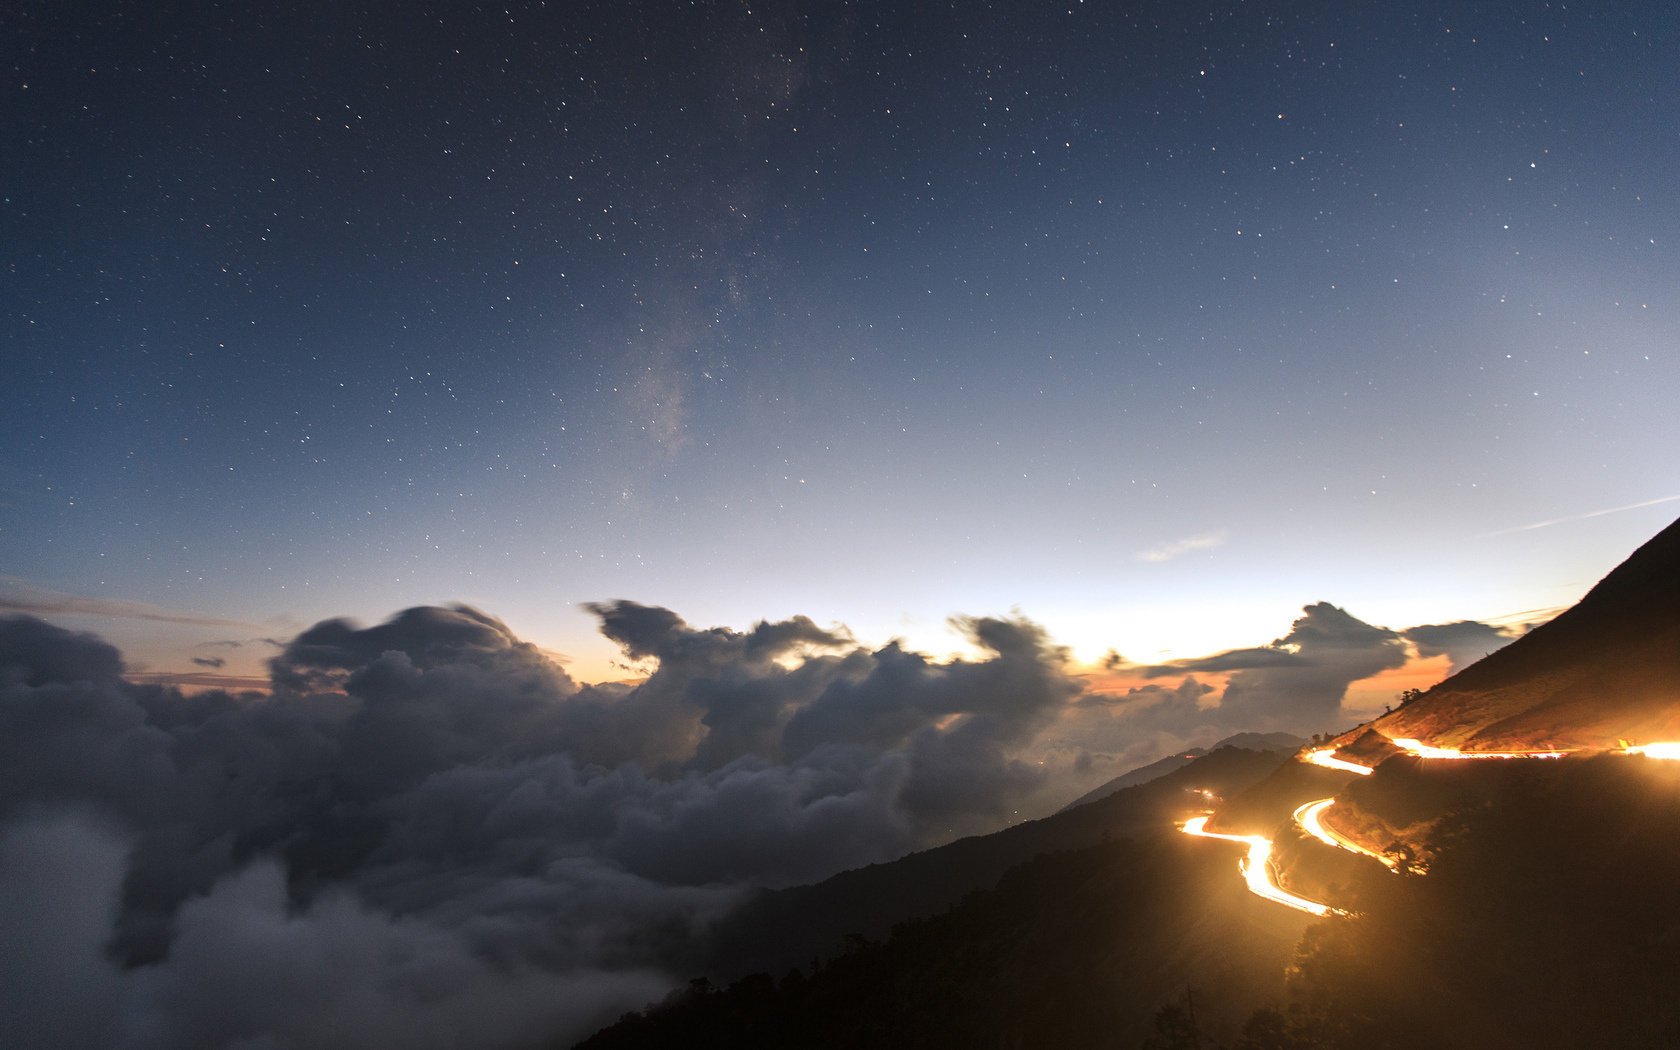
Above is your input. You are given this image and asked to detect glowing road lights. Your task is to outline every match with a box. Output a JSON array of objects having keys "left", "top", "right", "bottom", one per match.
[
  {"left": 1303, "top": 747, "right": 1374, "bottom": 775},
  {"left": 1294, "top": 798, "right": 1401, "bottom": 871},
  {"left": 1180, "top": 815, "right": 1346, "bottom": 917},
  {"left": 1193, "top": 734, "right": 1679, "bottom": 919},
  {"left": 1617, "top": 742, "right": 1680, "bottom": 760},
  {"left": 1389, "top": 738, "right": 1570, "bottom": 760}
]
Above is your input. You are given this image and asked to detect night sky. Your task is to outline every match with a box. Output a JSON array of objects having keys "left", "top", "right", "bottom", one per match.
[
  {"left": 5, "top": 4, "right": 1680, "bottom": 1046},
  {"left": 5, "top": 0, "right": 1678, "bottom": 679}
]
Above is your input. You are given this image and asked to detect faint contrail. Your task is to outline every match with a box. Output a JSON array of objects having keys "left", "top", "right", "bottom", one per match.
[
  {"left": 0, "top": 578, "right": 261, "bottom": 629},
  {"left": 1482, "top": 495, "right": 1680, "bottom": 538}
]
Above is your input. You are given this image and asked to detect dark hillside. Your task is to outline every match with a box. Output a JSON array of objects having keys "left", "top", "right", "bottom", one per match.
[
  {"left": 577, "top": 828, "right": 1309, "bottom": 1050},
  {"left": 1059, "top": 732, "right": 1302, "bottom": 813},
  {"left": 1257, "top": 754, "right": 1680, "bottom": 1049},
  {"left": 702, "top": 746, "right": 1292, "bottom": 978}
]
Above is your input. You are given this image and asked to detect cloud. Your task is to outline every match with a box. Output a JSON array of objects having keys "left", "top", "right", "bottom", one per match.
[
  {"left": 0, "top": 578, "right": 260, "bottom": 630},
  {"left": 1133, "top": 603, "right": 1409, "bottom": 734},
  {"left": 0, "top": 811, "right": 126, "bottom": 1050},
  {"left": 189, "top": 657, "right": 225, "bottom": 669},
  {"left": 0, "top": 595, "right": 1515, "bottom": 1045},
  {"left": 0, "top": 605, "right": 1085, "bottom": 1046},
  {"left": 122, "top": 671, "right": 271, "bottom": 692},
  {"left": 1213, "top": 603, "right": 1409, "bottom": 730},
  {"left": 1141, "top": 646, "right": 1299, "bottom": 676},
  {"left": 1403, "top": 620, "right": 1518, "bottom": 675},
  {"left": 1137, "top": 530, "right": 1229, "bottom": 563},
  {"left": 0, "top": 813, "right": 669, "bottom": 1050}
]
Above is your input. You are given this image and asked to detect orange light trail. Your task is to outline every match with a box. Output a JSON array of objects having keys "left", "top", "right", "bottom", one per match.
[
  {"left": 1388, "top": 737, "right": 1570, "bottom": 760},
  {"left": 1616, "top": 742, "right": 1680, "bottom": 760},
  {"left": 1294, "top": 798, "right": 1400, "bottom": 871},
  {"left": 1302, "top": 747, "right": 1374, "bottom": 775},
  {"left": 1180, "top": 815, "right": 1345, "bottom": 917}
]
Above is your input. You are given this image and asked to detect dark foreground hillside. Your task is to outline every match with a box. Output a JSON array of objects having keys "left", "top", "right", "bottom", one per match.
[
  {"left": 575, "top": 753, "right": 1680, "bottom": 1050},
  {"left": 702, "top": 746, "right": 1296, "bottom": 980},
  {"left": 1255, "top": 753, "right": 1680, "bottom": 1050},
  {"left": 575, "top": 827, "right": 1310, "bottom": 1050}
]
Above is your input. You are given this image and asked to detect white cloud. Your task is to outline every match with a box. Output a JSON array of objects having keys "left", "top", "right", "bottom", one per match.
[{"left": 1137, "top": 530, "right": 1229, "bottom": 564}]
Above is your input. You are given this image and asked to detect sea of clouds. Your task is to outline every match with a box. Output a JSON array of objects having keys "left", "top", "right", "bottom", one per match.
[{"left": 0, "top": 601, "right": 1509, "bottom": 1048}]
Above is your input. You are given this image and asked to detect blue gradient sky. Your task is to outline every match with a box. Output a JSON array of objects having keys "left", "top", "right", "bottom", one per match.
[{"left": 4, "top": 1, "right": 1677, "bottom": 682}]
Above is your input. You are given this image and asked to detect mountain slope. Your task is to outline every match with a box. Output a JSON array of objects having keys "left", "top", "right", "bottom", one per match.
[
  {"left": 1373, "top": 515, "right": 1680, "bottom": 749},
  {"left": 579, "top": 826, "right": 1311, "bottom": 1050},
  {"left": 1058, "top": 732, "right": 1304, "bottom": 813},
  {"left": 701, "top": 746, "right": 1292, "bottom": 979}
]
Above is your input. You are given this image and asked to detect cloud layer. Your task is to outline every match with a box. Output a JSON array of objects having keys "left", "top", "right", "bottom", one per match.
[
  {"left": 0, "top": 598, "right": 1516, "bottom": 1048},
  {"left": 0, "top": 604, "right": 1079, "bottom": 1049}
]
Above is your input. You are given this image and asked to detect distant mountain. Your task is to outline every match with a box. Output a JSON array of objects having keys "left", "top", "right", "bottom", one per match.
[
  {"left": 1372, "top": 514, "right": 1680, "bottom": 749},
  {"left": 699, "top": 746, "right": 1293, "bottom": 981},
  {"left": 1057, "top": 732, "right": 1304, "bottom": 813}
]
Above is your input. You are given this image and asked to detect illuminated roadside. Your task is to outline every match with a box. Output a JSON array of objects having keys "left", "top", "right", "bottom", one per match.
[
  {"left": 1191, "top": 736, "right": 1680, "bottom": 919},
  {"left": 1388, "top": 737, "right": 1570, "bottom": 760},
  {"left": 1302, "top": 748, "right": 1374, "bottom": 775}
]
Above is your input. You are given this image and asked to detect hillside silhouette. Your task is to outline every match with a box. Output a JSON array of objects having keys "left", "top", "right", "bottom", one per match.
[
  {"left": 578, "top": 820, "right": 1311, "bottom": 1049},
  {"left": 575, "top": 516, "right": 1680, "bottom": 1048},
  {"left": 702, "top": 744, "right": 1293, "bottom": 979},
  {"left": 1373, "top": 514, "right": 1680, "bottom": 749}
]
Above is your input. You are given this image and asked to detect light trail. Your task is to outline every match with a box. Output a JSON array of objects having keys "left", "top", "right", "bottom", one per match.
[
  {"left": 1294, "top": 798, "right": 1401, "bottom": 871},
  {"left": 1388, "top": 737, "right": 1570, "bottom": 761},
  {"left": 1193, "top": 735, "right": 1680, "bottom": 918},
  {"left": 1180, "top": 815, "right": 1345, "bottom": 917},
  {"left": 1302, "top": 747, "right": 1374, "bottom": 775}
]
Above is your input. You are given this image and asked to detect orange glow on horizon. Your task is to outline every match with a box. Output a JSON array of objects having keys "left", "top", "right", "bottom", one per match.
[{"left": 1342, "top": 654, "right": 1454, "bottom": 716}]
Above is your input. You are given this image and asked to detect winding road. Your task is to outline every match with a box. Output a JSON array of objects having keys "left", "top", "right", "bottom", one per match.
[
  {"left": 1187, "top": 737, "right": 1680, "bottom": 916},
  {"left": 1180, "top": 814, "right": 1345, "bottom": 917}
]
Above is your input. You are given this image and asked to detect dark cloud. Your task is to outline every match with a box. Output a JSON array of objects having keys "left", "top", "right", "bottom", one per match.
[
  {"left": 1404, "top": 620, "right": 1518, "bottom": 675},
  {"left": 0, "top": 605, "right": 1084, "bottom": 1047},
  {"left": 0, "top": 598, "right": 1484, "bottom": 1045},
  {"left": 189, "top": 657, "right": 225, "bottom": 669},
  {"left": 1130, "top": 603, "right": 1410, "bottom": 735},
  {"left": 1210, "top": 603, "right": 1409, "bottom": 731},
  {"left": 1141, "top": 646, "right": 1300, "bottom": 676},
  {"left": 0, "top": 615, "right": 125, "bottom": 687}
]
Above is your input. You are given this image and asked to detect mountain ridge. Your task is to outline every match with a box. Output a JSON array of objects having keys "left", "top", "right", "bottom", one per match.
[{"left": 1371, "top": 514, "right": 1680, "bottom": 749}]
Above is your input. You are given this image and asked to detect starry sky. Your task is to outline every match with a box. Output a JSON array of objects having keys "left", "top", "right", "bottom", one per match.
[{"left": 4, "top": 0, "right": 1678, "bottom": 683}]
